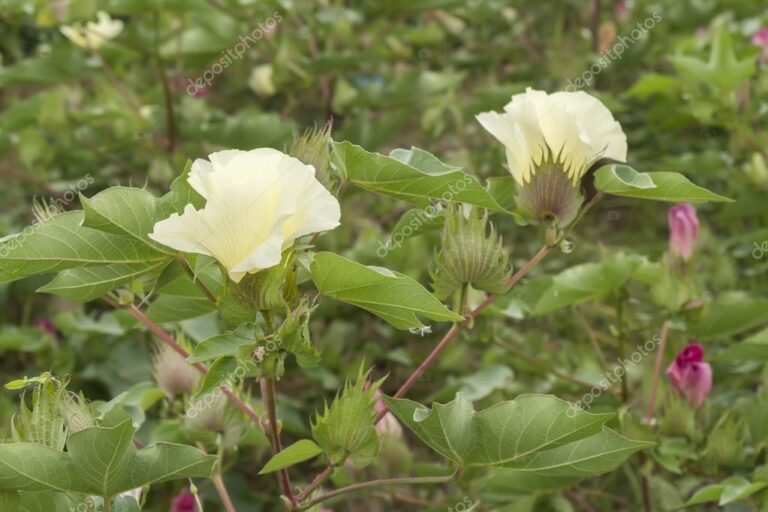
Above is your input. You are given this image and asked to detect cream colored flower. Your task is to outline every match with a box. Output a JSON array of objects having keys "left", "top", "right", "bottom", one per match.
[
  {"left": 476, "top": 88, "right": 627, "bottom": 185},
  {"left": 60, "top": 11, "right": 124, "bottom": 50},
  {"left": 248, "top": 64, "right": 276, "bottom": 98},
  {"left": 149, "top": 148, "right": 341, "bottom": 282}
]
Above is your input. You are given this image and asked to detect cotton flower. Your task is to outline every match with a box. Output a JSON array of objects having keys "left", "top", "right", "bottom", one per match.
[
  {"left": 668, "top": 204, "right": 699, "bottom": 262},
  {"left": 477, "top": 88, "right": 626, "bottom": 227},
  {"left": 149, "top": 148, "right": 341, "bottom": 283},
  {"left": 60, "top": 11, "right": 124, "bottom": 50},
  {"left": 248, "top": 64, "right": 277, "bottom": 97},
  {"left": 666, "top": 343, "right": 712, "bottom": 408}
]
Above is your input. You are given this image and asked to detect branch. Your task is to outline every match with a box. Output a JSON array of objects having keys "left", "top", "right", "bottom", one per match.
[
  {"left": 297, "top": 468, "right": 462, "bottom": 511},
  {"left": 261, "top": 378, "right": 299, "bottom": 507}
]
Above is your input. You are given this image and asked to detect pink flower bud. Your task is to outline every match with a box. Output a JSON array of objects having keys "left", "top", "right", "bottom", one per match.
[
  {"left": 668, "top": 204, "right": 699, "bottom": 262},
  {"left": 171, "top": 490, "right": 197, "bottom": 512},
  {"left": 373, "top": 390, "right": 403, "bottom": 439},
  {"left": 752, "top": 27, "right": 768, "bottom": 60},
  {"left": 666, "top": 343, "right": 712, "bottom": 408},
  {"left": 34, "top": 318, "right": 57, "bottom": 338}
]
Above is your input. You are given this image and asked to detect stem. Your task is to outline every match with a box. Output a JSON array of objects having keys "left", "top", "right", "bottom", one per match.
[
  {"left": 615, "top": 296, "right": 629, "bottom": 402},
  {"left": 384, "top": 243, "right": 555, "bottom": 408},
  {"left": 645, "top": 320, "right": 671, "bottom": 422},
  {"left": 153, "top": 11, "right": 176, "bottom": 153},
  {"left": 103, "top": 495, "right": 111, "bottom": 512},
  {"left": 261, "top": 377, "right": 298, "bottom": 508},
  {"left": 107, "top": 299, "right": 262, "bottom": 424},
  {"left": 212, "top": 474, "right": 237, "bottom": 512},
  {"left": 297, "top": 468, "right": 462, "bottom": 511}
]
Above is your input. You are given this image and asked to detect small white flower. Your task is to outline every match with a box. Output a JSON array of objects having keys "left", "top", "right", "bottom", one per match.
[
  {"left": 248, "top": 64, "right": 276, "bottom": 98},
  {"left": 60, "top": 11, "right": 124, "bottom": 50},
  {"left": 476, "top": 88, "right": 627, "bottom": 185},
  {"left": 150, "top": 148, "right": 341, "bottom": 282}
]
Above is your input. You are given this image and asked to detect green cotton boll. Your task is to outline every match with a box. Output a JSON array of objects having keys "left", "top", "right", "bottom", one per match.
[
  {"left": 430, "top": 205, "right": 512, "bottom": 300},
  {"left": 515, "top": 161, "right": 584, "bottom": 229},
  {"left": 702, "top": 412, "right": 745, "bottom": 469},
  {"left": 660, "top": 393, "right": 698, "bottom": 440},
  {"left": 311, "top": 366, "right": 384, "bottom": 468},
  {"left": 11, "top": 377, "right": 71, "bottom": 451}
]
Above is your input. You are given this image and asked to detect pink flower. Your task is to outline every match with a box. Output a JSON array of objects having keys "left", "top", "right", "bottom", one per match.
[
  {"left": 666, "top": 343, "right": 712, "bottom": 408},
  {"left": 668, "top": 204, "right": 699, "bottom": 262},
  {"left": 752, "top": 27, "right": 768, "bottom": 47},
  {"left": 171, "top": 490, "right": 197, "bottom": 512},
  {"left": 34, "top": 318, "right": 57, "bottom": 337},
  {"left": 752, "top": 27, "right": 768, "bottom": 60},
  {"left": 615, "top": 1, "right": 630, "bottom": 22}
]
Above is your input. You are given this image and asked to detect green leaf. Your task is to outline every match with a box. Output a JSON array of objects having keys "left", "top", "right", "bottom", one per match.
[
  {"left": 158, "top": 160, "right": 205, "bottom": 216},
  {"left": 0, "top": 419, "right": 216, "bottom": 497},
  {"left": 310, "top": 252, "right": 462, "bottom": 330},
  {"left": 66, "top": 419, "right": 136, "bottom": 495},
  {"left": 717, "top": 327, "right": 768, "bottom": 362},
  {"left": 529, "top": 253, "right": 642, "bottom": 315},
  {"left": 594, "top": 165, "right": 732, "bottom": 203},
  {"left": 81, "top": 187, "right": 171, "bottom": 252},
  {"left": 196, "top": 357, "right": 237, "bottom": 396},
  {"left": 188, "top": 331, "right": 260, "bottom": 364},
  {"left": 685, "top": 477, "right": 767, "bottom": 506},
  {"left": 331, "top": 141, "right": 509, "bottom": 212},
  {"left": 38, "top": 261, "right": 169, "bottom": 302},
  {"left": 383, "top": 394, "right": 613, "bottom": 468},
  {"left": 146, "top": 295, "right": 217, "bottom": 323},
  {"left": 258, "top": 440, "right": 324, "bottom": 475},
  {"left": 0, "top": 491, "right": 18, "bottom": 512},
  {"left": 500, "top": 429, "right": 654, "bottom": 477},
  {"left": 0, "top": 212, "right": 169, "bottom": 282},
  {"left": 0, "top": 444, "right": 78, "bottom": 492},
  {"left": 689, "top": 295, "right": 768, "bottom": 339}
]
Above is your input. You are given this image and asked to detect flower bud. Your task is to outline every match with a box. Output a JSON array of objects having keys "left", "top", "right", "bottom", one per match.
[
  {"left": 430, "top": 205, "right": 512, "bottom": 300},
  {"left": 373, "top": 390, "right": 402, "bottom": 439},
  {"left": 287, "top": 121, "right": 336, "bottom": 191},
  {"left": 311, "top": 367, "right": 384, "bottom": 468},
  {"left": 668, "top": 204, "right": 699, "bottom": 262},
  {"left": 152, "top": 341, "right": 200, "bottom": 399},
  {"left": 171, "top": 489, "right": 198, "bottom": 512},
  {"left": 248, "top": 64, "right": 276, "bottom": 98},
  {"left": 666, "top": 343, "right": 711, "bottom": 408},
  {"left": 11, "top": 376, "right": 68, "bottom": 450}
]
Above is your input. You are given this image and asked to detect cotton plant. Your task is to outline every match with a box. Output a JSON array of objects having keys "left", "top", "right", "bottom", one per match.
[{"left": 0, "top": 88, "right": 735, "bottom": 511}]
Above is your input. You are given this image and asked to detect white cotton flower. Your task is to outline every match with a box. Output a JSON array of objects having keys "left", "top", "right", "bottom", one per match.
[
  {"left": 476, "top": 88, "right": 627, "bottom": 186},
  {"left": 149, "top": 148, "right": 341, "bottom": 283},
  {"left": 248, "top": 64, "right": 276, "bottom": 98},
  {"left": 60, "top": 11, "right": 124, "bottom": 50}
]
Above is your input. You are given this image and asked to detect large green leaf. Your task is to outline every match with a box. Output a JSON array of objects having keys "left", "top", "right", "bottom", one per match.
[
  {"left": 0, "top": 212, "right": 169, "bottom": 282},
  {"left": 81, "top": 187, "right": 171, "bottom": 253},
  {"left": 0, "top": 445, "right": 77, "bottom": 492},
  {"left": 383, "top": 394, "right": 613, "bottom": 468},
  {"left": 500, "top": 429, "right": 654, "bottom": 477},
  {"left": 188, "top": 330, "right": 260, "bottom": 364},
  {"left": 331, "top": 141, "right": 508, "bottom": 212},
  {"left": 311, "top": 252, "right": 462, "bottom": 330},
  {"left": 259, "top": 440, "right": 324, "bottom": 475},
  {"left": 594, "top": 165, "right": 732, "bottom": 203},
  {"left": 67, "top": 419, "right": 135, "bottom": 496},
  {"left": 38, "top": 261, "right": 169, "bottom": 302}
]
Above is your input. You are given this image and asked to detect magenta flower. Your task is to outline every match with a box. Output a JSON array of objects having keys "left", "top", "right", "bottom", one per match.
[
  {"left": 666, "top": 343, "right": 712, "bottom": 408},
  {"left": 34, "top": 318, "right": 57, "bottom": 337},
  {"left": 668, "top": 204, "right": 699, "bottom": 262},
  {"left": 171, "top": 490, "right": 197, "bottom": 512},
  {"left": 752, "top": 27, "right": 768, "bottom": 60}
]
